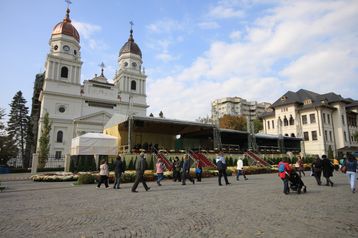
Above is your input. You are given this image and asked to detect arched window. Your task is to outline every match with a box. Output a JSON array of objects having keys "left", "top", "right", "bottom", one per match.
[
  {"left": 289, "top": 115, "right": 294, "bottom": 125},
  {"left": 131, "top": 80, "right": 136, "bottom": 90},
  {"left": 56, "top": 131, "right": 63, "bottom": 143},
  {"left": 283, "top": 116, "right": 288, "bottom": 126},
  {"left": 278, "top": 117, "right": 282, "bottom": 127},
  {"left": 61, "top": 66, "right": 68, "bottom": 78},
  {"left": 291, "top": 133, "right": 295, "bottom": 137}
]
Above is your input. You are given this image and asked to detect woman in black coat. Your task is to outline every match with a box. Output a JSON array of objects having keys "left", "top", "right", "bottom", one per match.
[{"left": 321, "top": 155, "right": 334, "bottom": 187}]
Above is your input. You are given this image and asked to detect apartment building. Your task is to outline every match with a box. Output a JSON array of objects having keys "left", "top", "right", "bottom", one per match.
[{"left": 211, "top": 97, "right": 271, "bottom": 123}]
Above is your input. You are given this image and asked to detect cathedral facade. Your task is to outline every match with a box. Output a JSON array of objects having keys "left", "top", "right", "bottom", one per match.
[{"left": 36, "top": 6, "right": 148, "bottom": 158}]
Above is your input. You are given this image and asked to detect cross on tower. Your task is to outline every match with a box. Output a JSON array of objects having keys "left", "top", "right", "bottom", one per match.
[
  {"left": 99, "top": 62, "right": 105, "bottom": 76},
  {"left": 129, "top": 21, "right": 134, "bottom": 30},
  {"left": 65, "top": 0, "right": 72, "bottom": 8}
]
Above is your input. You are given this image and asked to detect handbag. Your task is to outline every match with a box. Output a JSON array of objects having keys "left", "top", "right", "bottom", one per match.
[{"left": 340, "top": 166, "right": 347, "bottom": 173}]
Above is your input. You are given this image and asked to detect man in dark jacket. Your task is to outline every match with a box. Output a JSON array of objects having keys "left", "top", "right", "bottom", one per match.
[
  {"left": 312, "top": 155, "right": 323, "bottom": 185},
  {"left": 321, "top": 155, "right": 334, "bottom": 187},
  {"left": 181, "top": 154, "right": 195, "bottom": 185},
  {"left": 216, "top": 151, "right": 230, "bottom": 186},
  {"left": 131, "top": 152, "right": 150, "bottom": 192},
  {"left": 113, "top": 155, "right": 124, "bottom": 189}
]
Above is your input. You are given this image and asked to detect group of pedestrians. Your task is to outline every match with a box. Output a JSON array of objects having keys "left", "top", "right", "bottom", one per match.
[
  {"left": 97, "top": 151, "right": 356, "bottom": 195},
  {"left": 278, "top": 153, "right": 357, "bottom": 194}
]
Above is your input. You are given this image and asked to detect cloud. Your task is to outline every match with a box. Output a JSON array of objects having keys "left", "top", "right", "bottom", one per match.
[
  {"left": 198, "top": 21, "right": 220, "bottom": 29},
  {"left": 147, "top": 0, "right": 358, "bottom": 121},
  {"left": 72, "top": 21, "right": 106, "bottom": 50},
  {"left": 208, "top": 3, "right": 244, "bottom": 19},
  {"left": 146, "top": 19, "right": 185, "bottom": 33}
]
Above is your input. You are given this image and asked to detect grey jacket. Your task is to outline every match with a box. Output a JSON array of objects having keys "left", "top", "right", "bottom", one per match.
[{"left": 136, "top": 156, "right": 147, "bottom": 174}]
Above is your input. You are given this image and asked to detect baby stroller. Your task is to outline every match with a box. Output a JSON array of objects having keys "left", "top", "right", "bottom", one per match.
[{"left": 288, "top": 171, "right": 307, "bottom": 194}]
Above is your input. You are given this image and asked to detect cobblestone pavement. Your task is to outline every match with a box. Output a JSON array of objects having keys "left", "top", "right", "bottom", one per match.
[{"left": 0, "top": 172, "right": 357, "bottom": 238}]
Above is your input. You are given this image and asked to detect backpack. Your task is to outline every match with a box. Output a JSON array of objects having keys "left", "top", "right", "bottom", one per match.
[{"left": 278, "top": 163, "right": 286, "bottom": 173}]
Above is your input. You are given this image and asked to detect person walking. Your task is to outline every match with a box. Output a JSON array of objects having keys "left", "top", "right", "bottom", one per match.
[
  {"left": 156, "top": 158, "right": 165, "bottom": 186},
  {"left": 322, "top": 155, "right": 334, "bottom": 187},
  {"left": 172, "top": 157, "right": 181, "bottom": 182},
  {"left": 236, "top": 158, "right": 248, "bottom": 181},
  {"left": 297, "top": 155, "right": 305, "bottom": 177},
  {"left": 278, "top": 157, "right": 292, "bottom": 194},
  {"left": 311, "top": 155, "right": 323, "bottom": 185},
  {"left": 97, "top": 160, "right": 109, "bottom": 188},
  {"left": 113, "top": 155, "right": 124, "bottom": 189},
  {"left": 344, "top": 154, "right": 357, "bottom": 193},
  {"left": 181, "top": 154, "right": 195, "bottom": 185},
  {"left": 216, "top": 151, "right": 230, "bottom": 186},
  {"left": 131, "top": 152, "right": 150, "bottom": 192},
  {"left": 195, "top": 160, "right": 203, "bottom": 182}
]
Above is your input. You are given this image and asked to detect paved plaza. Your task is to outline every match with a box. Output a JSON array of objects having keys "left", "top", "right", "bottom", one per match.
[{"left": 0, "top": 172, "right": 357, "bottom": 238}]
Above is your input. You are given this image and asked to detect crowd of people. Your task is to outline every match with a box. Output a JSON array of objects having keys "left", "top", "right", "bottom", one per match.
[
  {"left": 96, "top": 151, "right": 357, "bottom": 195},
  {"left": 278, "top": 153, "right": 357, "bottom": 194}
]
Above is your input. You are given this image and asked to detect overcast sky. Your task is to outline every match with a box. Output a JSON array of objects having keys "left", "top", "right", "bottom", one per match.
[{"left": 0, "top": 0, "right": 357, "bottom": 121}]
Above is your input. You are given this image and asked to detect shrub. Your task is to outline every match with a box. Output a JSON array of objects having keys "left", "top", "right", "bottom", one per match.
[{"left": 77, "top": 174, "right": 95, "bottom": 184}]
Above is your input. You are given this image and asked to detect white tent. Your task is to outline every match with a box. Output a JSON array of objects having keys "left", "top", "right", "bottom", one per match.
[{"left": 71, "top": 133, "right": 118, "bottom": 155}]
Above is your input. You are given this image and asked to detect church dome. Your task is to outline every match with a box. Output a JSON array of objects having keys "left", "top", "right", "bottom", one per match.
[
  {"left": 52, "top": 8, "right": 80, "bottom": 42},
  {"left": 119, "top": 29, "right": 142, "bottom": 58}
]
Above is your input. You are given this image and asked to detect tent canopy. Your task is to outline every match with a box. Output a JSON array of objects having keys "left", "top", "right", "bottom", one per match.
[{"left": 71, "top": 133, "right": 118, "bottom": 155}]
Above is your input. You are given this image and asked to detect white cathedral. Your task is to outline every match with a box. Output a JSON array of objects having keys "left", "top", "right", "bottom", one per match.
[{"left": 37, "top": 6, "right": 148, "bottom": 158}]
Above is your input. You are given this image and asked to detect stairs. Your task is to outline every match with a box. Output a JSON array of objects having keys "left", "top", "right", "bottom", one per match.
[
  {"left": 189, "top": 151, "right": 216, "bottom": 167},
  {"left": 155, "top": 152, "right": 173, "bottom": 171},
  {"left": 244, "top": 151, "right": 271, "bottom": 167}
]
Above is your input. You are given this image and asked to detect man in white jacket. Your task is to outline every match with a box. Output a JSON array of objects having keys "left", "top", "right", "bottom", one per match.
[{"left": 236, "top": 158, "right": 248, "bottom": 181}]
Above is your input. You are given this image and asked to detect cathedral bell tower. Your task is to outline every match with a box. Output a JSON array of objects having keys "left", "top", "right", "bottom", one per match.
[
  {"left": 113, "top": 26, "right": 148, "bottom": 116},
  {"left": 44, "top": 6, "right": 82, "bottom": 84}
]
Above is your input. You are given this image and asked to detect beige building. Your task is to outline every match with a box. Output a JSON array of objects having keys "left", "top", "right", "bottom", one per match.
[
  {"left": 261, "top": 89, "right": 358, "bottom": 156},
  {"left": 211, "top": 97, "right": 271, "bottom": 124}
]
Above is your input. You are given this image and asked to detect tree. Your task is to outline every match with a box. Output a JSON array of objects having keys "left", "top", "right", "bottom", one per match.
[
  {"left": 0, "top": 108, "right": 18, "bottom": 165},
  {"left": 327, "top": 145, "right": 334, "bottom": 160},
  {"left": 7, "top": 91, "right": 29, "bottom": 167},
  {"left": 219, "top": 115, "right": 247, "bottom": 131},
  {"left": 354, "top": 131, "right": 358, "bottom": 142},
  {"left": 38, "top": 112, "right": 52, "bottom": 169},
  {"left": 196, "top": 115, "right": 213, "bottom": 124},
  {"left": 252, "top": 119, "right": 263, "bottom": 133},
  {"left": 159, "top": 111, "right": 164, "bottom": 118},
  {"left": 149, "top": 113, "right": 154, "bottom": 117}
]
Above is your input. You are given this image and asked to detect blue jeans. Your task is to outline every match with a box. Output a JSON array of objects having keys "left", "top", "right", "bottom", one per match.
[
  {"left": 114, "top": 173, "right": 121, "bottom": 188},
  {"left": 346, "top": 171, "right": 356, "bottom": 191},
  {"left": 157, "top": 173, "right": 164, "bottom": 183}
]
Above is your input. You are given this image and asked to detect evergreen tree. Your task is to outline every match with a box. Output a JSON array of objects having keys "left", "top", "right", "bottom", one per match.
[
  {"left": 328, "top": 145, "right": 334, "bottom": 160},
  {"left": 0, "top": 108, "right": 18, "bottom": 165},
  {"left": 7, "top": 91, "right": 29, "bottom": 167},
  {"left": 38, "top": 112, "right": 52, "bottom": 169}
]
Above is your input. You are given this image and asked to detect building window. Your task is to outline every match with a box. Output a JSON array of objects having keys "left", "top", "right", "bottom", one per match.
[
  {"left": 302, "top": 115, "right": 307, "bottom": 125},
  {"left": 291, "top": 133, "right": 295, "bottom": 137},
  {"left": 55, "top": 151, "right": 62, "bottom": 160},
  {"left": 324, "top": 130, "right": 328, "bottom": 141},
  {"left": 283, "top": 116, "right": 288, "bottom": 126},
  {"left": 272, "top": 120, "right": 274, "bottom": 129},
  {"left": 310, "top": 113, "right": 316, "bottom": 124},
  {"left": 289, "top": 115, "right": 294, "bottom": 125},
  {"left": 278, "top": 117, "right": 282, "bottom": 127},
  {"left": 267, "top": 121, "right": 270, "bottom": 129},
  {"left": 327, "top": 114, "right": 331, "bottom": 125},
  {"left": 131, "top": 80, "right": 136, "bottom": 90},
  {"left": 342, "top": 115, "right": 345, "bottom": 125},
  {"left": 303, "top": 132, "right": 309, "bottom": 141},
  {"left": 322, "top": 113, "right": 326, "bottom": 124},
  {"left": 61, "top": 66, "right": 68, "bottom": 78},
  {"left": 56, "top": 131, "right": 63, "bottom": 143},
  {"left": 344, "top": 131, "right": 347, "bottom": 141},
  {"left": 329, "top": 131, "right": 332, "bottom": 142},
  {"left": 312, "top": 131, "right": 318, "bottom": 140}
]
